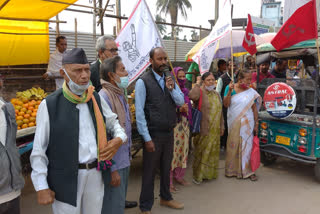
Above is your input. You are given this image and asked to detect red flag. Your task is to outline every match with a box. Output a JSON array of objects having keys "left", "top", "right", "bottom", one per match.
[
  {"left": 242, "top": 14, "right": 257, "bottom": 55},
  {"left": 271, "top": 0, "right": 317, "bottom": 52}
]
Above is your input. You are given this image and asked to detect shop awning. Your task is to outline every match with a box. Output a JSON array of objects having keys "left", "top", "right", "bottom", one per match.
[{"left": 0, "top": 0, "right": 77, "bottom": 66}]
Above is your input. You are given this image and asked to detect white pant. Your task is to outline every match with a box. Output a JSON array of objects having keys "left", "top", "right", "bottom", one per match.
[{"left": 52, "top": 168, "right": 104, "bottom": 214}]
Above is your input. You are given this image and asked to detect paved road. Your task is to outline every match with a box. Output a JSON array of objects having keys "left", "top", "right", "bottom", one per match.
[{"left": 21, "top": 153, "right": 320, "bottom": 214}]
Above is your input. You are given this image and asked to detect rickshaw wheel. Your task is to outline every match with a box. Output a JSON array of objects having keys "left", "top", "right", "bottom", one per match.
[
  {"left": 261, "top": 152, "right": 277, "bottom": 166},
  {"left": 314, "top": 159, "right": 320, "bottom": 183}
]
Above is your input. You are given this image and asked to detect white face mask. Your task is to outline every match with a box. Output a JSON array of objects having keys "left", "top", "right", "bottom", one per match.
[
  {"left": 205, "top": 84, "right": 216, "bottom": 91},
  {"left": 115, "top": 75, "right": 129, "bottom": 89},
  {"left": 63, "top": 69, "right": 89, "bottom": 95}
]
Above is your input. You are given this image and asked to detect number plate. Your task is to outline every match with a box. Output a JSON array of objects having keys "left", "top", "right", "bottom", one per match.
[{"left": 275, "top": 136, "right": 291, "bottom": 146}]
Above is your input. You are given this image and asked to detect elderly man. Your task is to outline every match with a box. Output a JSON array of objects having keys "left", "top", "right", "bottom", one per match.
[
  {"left": 43, "top": 36, "right": 67, "bottom": 89},
  {"left": 30, "top": 48, "right": 127, "bottom": 214},
  {"left": 0, "top": 78, "right": 24, "bottom": 214},
  {"left": 90, "top": 35, "right": 119, "bottom": 92},
  {"left": 135, "top": 47, "right": 185, "bottom": 214}
]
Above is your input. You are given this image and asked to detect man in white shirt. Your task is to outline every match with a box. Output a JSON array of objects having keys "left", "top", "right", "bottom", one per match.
[
  {"left": 43, "top": 36, "right": 67, "bottom": 89},
  {"left": 30, "top": 48, "right": 127, "bottom": 214},
  {"left": 0, "top": 79, "right": 25, "bottom": 214}
]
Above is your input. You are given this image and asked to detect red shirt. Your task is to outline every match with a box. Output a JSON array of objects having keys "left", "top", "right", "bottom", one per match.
[{"left": 251, "top": 72, "right": 275, "bottom": 83}]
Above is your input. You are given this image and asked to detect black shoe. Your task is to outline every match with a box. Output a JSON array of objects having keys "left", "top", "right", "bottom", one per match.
[{"left": 125, "top": 200, "right": 138, "bottom": 209}]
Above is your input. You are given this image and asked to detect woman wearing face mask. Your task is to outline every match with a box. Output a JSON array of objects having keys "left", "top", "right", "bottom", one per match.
[
  {"left": 99, "top": 56, "right": 132, "bottom": 214},
  {"left": 169, "top": 67, "right": 192, "bottom": 193},
  {"left": 189, "top": 72, "right": 225, "bottom": 184},
  {"left": 223, "top": 70, "right": 262, "bottom": 181}
]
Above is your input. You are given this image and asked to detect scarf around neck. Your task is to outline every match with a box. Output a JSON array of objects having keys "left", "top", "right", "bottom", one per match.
[
  {"left": 62, "top": 81, "right": 113, "bottom": 170},
  {"left": 100, "top": 79, "right": 127, "bottom": 141}
]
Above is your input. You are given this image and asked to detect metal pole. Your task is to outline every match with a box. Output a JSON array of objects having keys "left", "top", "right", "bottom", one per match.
[{"left": 116, "top": 0, "right": 121, "bottom": 34}]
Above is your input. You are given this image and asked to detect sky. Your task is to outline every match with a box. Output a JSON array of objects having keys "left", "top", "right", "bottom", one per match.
[{"left": 49, "top": 0, "right": 284, "bottom": 41}]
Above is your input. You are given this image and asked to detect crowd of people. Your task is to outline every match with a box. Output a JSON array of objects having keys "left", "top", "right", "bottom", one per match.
[{"left": 0, "top": 34, "right": 287, "bottom": 214}]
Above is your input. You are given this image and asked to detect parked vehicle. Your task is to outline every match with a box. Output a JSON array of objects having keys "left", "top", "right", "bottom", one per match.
[{"left": 256, "top": 39, "right": 320, "bottom": 181}]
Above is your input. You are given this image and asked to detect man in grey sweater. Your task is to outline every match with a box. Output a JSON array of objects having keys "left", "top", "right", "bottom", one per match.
[{"left": 0, "top": 78, "right": 25, "bottom": 214}]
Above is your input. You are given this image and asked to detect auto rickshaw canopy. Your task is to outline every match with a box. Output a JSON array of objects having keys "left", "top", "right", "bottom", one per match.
[{"left": 0, "top": 0, "right": 77, "bottom": 66}]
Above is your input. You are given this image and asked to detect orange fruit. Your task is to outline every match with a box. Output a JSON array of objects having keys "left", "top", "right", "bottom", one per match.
[
  {"left": 28, "top": 122, "right": 35, "bottom": 127},
  {"left": 18, "top": 112, "right": 24, "bottom": 116},
  {"left": 16, "top": 100, "right": 23, "bottom": 106},
  {"left": 16, "top": 116, "right": 23, "bottom": 121},
  {"left": 26, "top": 110, "right": 32, "bottom": 115},
  {"left": 20, "top": 107, "right": 27, "bottom": 113},
  {"left": 21, "top": 124, "right": 28, "bottom": 129},
  {"left": 11, "top": 98, "right": 18, "bottom": 104},
  {"left": 24, "top": 114, "right": 30, "bottom": 119},
  {"left": 14, "top": 106, "right": 22, "bottom": 111},
  {"left": 31, "top": 112, "right": 37, "bottom": 117},
  {"left": 29, "top": 117, "right": 36, "bottom": 122},
  {"left": 23, "top": 118, "right": 29, "bottom": 124},
  {"left": 23, "top": 103, "right": 29, "bottom": 108},
  {"left": 37, "top": 100, "right": 41, "bottom": 105},
  {"left": 16, "top": 120, "right": 23, "bottom": 126},
  {"left": 28, "top": 106, "right": 34, "bottom": 111},
  {"left": 17, "top": 126, "right": 21, "bottom": 130},
  {"left": 21, "top": 97, "right": 29, "bottom": 103},
  {"left": 15, "top": 109, "right": 19, "bottom": 114}
]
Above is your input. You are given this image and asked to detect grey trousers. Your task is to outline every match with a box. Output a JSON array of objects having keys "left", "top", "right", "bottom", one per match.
[
  {"left": 101, "top": 167, "right": 130, "bottom": 214},
  {"left": 0, "top": 196, "right": 20, "bottom": 214},
  {"left": 139, "top": 133, "right": 174, "bottom": 212}
]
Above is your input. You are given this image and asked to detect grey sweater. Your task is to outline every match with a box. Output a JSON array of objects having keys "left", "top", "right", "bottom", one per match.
[{"left": 0, "top": 100, "right": 24, "bottom": 196}]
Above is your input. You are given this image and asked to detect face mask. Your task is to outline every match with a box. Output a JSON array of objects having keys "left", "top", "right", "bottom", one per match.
[
  {"left": 239, "top": 83, "right": 249, "bottom": 89},
  {"left": 116, "top": 76, "right": 129, "bottom": 89},
  {"left": 178, "top": 78, "right": 186, "bottom": 88},
  {"left": 205, "top": 84, "right": 216, "bottom": 91},
  {"left": 63, "top": 69, "right": 89, "bottom": 95}
]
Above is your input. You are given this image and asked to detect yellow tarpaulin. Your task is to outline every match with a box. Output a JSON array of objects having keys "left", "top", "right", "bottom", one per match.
[{"left": 0, "top": 0, "right": 77, "bottom": 66}]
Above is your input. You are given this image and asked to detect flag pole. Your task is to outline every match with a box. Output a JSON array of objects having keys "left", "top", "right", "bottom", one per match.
[
  {"left": 316, "top": 38, "right": 320, "bottom": 77},
  {"left": 230, "top": 4, "right": 234, "bottom": 82}
]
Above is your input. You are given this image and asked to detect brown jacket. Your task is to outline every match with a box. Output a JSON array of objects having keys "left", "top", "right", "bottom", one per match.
[{"left": 189, "top": 84, "right": 224, "bottom": 136}]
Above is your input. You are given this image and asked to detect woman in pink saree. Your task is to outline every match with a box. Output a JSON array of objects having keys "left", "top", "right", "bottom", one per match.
[{"left": 223, "top": 70, "right": 262, "bottom": 181}]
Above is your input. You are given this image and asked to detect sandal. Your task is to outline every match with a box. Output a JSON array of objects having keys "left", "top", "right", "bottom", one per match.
[
  {"left": 170, "top": 185, "right": 179, "bottom": 193},
  {"left": 249, "top": 174, "right": 258, "bottom": 181},
  {"left": 175, "top": 178, "right": 191, "bottom": 186}
]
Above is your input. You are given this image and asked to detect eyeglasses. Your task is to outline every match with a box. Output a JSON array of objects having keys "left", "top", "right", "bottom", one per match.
[{"left": 104, "top": 48, "right": 119, "bottom": 53}]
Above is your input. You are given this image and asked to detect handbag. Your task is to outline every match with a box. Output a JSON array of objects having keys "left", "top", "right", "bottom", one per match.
[
  {"left": 191, "top": 89, "right": 203, "bottom": 134},
  {"left": 250, "top": 136, "right": 261, "bottom": 172}
]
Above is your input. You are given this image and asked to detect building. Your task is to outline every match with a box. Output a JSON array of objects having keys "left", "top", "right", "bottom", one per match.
[{"left": 261, "top": 1, "right": 283, "bottom": 27}]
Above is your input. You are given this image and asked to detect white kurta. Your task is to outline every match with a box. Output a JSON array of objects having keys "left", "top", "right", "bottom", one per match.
[
  {"left": 47, "top": 49, "right": 64, "bottom": 90},
  {"left": 0, "top": 99, "right": 21, "bottom": 204},
  {"left": 30, "top": 94, "right": 127, "bottom": 214}
]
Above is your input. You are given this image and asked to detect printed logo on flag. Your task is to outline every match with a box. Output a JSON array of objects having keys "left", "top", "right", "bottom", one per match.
[{"left": 116, "top": 0, "right": 162, "bottom": 84}]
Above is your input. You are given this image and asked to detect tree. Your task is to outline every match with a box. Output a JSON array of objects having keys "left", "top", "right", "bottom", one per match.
[
  {"left": 191, "top": 29, "right": 199, "bottom": 42},
  {"left": 157, "top": 0, "right": 192, "bottom": 39},
  {"left": 155, "top": 14, "right": 167, "bottom": 36},
  {"left": 174, "top": 26, "right": 183, "bottom": 37},
  {"left": 183, "top": 35, "right": 187, "bottom": 41}
]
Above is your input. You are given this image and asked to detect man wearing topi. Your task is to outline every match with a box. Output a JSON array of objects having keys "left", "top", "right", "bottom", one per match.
[{"left": 30, "top": 48, "right": 127, "bottom": 214}]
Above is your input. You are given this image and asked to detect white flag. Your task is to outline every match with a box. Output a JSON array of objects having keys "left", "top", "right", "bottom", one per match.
[
  {"left": 116, "top": 0, "right": 162, "bottom": 84},
  {"left": 192, "top": 0, "right": 232, "bottom": 75}
]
